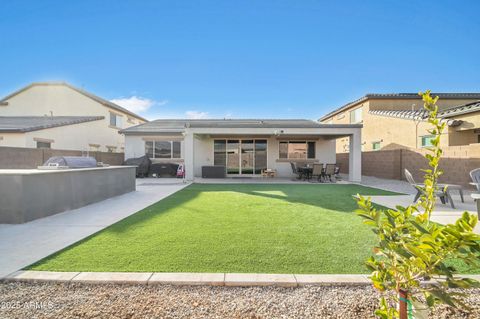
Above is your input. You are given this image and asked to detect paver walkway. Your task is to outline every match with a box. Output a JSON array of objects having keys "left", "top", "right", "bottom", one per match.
[{"left": 0, "top": 178, "right": 189, "bottom": 279}]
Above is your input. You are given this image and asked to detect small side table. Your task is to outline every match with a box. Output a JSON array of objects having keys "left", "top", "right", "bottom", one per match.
[{"left": 261, "top": 169, "right": 277, "bottom": 178}]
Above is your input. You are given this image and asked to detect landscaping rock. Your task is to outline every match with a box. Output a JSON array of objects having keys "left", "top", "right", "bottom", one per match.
[{"left": 0, "top": 282, "right": 479, "bottom": 318}]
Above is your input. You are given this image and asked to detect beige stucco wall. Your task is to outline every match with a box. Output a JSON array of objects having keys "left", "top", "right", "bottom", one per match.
[
  {"left": 321, "top": 97, "right": 480, "bottom": 153},
  {"left": 0, "top": 133, "right": 27, "bottom": 147},
  {"left": 23, "top": 119, "right": 127, "bottom": 152},
  {"left": 192, "top": 136, "right": 336, "bottom": 178},
  {"left": 453, "top": 112, "right": 480, "bottom": 132},
  {"left": 0, "top": 84, "right": 146, "bottom": 152}
]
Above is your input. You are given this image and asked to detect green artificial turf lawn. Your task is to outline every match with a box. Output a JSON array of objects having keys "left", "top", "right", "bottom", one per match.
[{"left": 28, "top": 183, "right": 473, "bottom": 274}]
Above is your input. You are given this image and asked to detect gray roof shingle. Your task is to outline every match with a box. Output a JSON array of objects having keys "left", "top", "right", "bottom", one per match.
[
  {"left": 120, "top": 119, "right": 361, "bottom": 134},
  {"left": 438, "top": 100, "right": 480, "bottom": 118},
  {"left": 319, "top": 93, "right": 480, "bottom": 121},
  {"left": 368, "top": 100, "right": 480, "bottom": 126},
  {"left": 0, "top": 116, "right": 104, "bottom": 132}
]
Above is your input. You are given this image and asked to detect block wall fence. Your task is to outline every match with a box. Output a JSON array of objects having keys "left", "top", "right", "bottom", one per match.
[
  {"left": 0, "top": 146, "right": 124, "bottom": 169},
  {"left": 337, "top": 144, "right": 480, "bottom": 188}
]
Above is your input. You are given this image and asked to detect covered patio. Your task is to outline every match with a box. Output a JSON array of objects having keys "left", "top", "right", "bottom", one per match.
[{"left": 122, "top": 119, "right": 363, "bottom": 182}]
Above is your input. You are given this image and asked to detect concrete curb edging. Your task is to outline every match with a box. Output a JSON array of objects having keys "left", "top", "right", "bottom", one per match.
[
  {"left": 3, "top": 271, "right": 373, "bottom": 287},
  {"left": 5, "top": 271, "right": 480, "bottom": 287}
]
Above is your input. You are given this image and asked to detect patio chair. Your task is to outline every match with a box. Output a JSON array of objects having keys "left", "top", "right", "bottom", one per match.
[
  {"left": 290, "top": 162, "right": 303, "bottom": 180},
  {"left": 324, "top": 164, "right": 336, "bottom": 182},
  {"left": 311, "top": 163, "right": 324, "bottom": 182},
  {"left": 334, "top": 166, "right": 341, "bottom": 181},
  {"left": 469, "top": 168, "right": 480, "bottom": 191},
  {"left": 404, "top": 168, "right": 452, "bottom": 207},
  {"left": 469, "top": 168, "right": 480, "bottom": 217}
]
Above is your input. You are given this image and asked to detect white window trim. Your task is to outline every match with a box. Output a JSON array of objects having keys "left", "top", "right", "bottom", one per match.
[
  {"left": 349, "top": 107, "right": 363, "bottom": 124},
  {"left": 279, "top": 140, "right": 316, "bottom": 159},
  {"left": 372, "top": 141, "right": 381, "bottom": 151},
  {"left": 145, "top": 140, "right": 182, "bottom": 159},
  {"left": 420, "top": 135, "right": 435, "bottom": 148},
  {"left": 109, "top": 112, "right": 124, "bottom": 129}
]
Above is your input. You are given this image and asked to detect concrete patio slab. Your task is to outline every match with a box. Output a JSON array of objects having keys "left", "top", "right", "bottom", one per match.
[
  {"left": 149, "top": 272, "right": 225, "bottom": 286},
  {"left": 71, "top": 272, "right": 153, "bottom": 284},
  {"left": 0, "top": 178, "right": 190, "bottom": 279},
  {"left": 368, "top": 194, "right": 480, "bottom": 233},
  {"left": 5, "top": 270, "right": 79, "bottom": 282},
  {"left": 294, "top": 274, "right": 370, "bottom": 286},
  {"left": 224, "top": 273, "right": 297, "bottom": 287}
]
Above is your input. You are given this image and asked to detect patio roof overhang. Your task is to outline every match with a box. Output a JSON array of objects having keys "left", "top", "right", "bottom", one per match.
[{"left": 187, "top": 125, "right": 361, "bottom": 137}]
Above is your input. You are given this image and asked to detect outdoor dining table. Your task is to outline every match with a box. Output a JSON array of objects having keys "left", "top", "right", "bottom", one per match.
[{"left": 298, "top": 166, "right": 314, "bottom": 180}]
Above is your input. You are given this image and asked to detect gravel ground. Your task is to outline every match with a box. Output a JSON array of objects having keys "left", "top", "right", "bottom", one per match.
[{"left": 0, "top": 282, "right": 479, "bottom": 319}]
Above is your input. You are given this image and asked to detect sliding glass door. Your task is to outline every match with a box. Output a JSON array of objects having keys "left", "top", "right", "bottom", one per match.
[
  {"left": 254, "top": 140, "right": 267, "bottom": 174},
  {"left": 213, "top": 139, "right": 267, "bottom": 175},
  {"left": 226, "top": 140, "right": 240, "bottom": 174},
  {"left": 241, "top": 140, "right": 254, "bottom": 174}
]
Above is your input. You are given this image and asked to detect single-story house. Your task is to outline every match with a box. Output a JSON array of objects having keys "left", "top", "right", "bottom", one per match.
[{"left": 120, "top": 119, "right": 362, "bottom": 181}]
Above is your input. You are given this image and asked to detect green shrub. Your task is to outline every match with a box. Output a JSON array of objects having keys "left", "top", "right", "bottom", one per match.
[{"left": 356, "top": 91, "right": 480, "bottom": 319}]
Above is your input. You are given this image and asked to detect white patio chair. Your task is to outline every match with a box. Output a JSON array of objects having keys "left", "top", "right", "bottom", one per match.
[{"left": 404, "top": 168, "right": 453, "bottom": 208}]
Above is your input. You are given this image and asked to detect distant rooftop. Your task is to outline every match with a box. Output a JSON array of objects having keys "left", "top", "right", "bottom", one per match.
[
  {"left": 319, "top": 93, "right": 480, "bottom": 121},
  {"left": 0, "top": 82, "right": 148, "bottom": 122},
  {"left": 0, "top": 116, "right": 104, "bottom": 132},
  {"left": 367, "top": 100, "right": 480, "bottom": 126},
  {"left": 120, "top": 119, "right": 361, "bottom": 134}
]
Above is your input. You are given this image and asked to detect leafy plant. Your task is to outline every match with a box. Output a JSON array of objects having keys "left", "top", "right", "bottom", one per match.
[{"left": 356, "top": 91, "right": 480, "bottom": 318}]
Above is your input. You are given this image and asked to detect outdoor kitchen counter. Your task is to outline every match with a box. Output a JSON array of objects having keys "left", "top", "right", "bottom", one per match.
[{"left": 0, "top": 166, "right": 136, "bottom": 224}]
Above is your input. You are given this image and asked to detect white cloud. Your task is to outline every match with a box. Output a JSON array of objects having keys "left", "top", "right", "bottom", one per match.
[
  {"left": 110, "top": 96, "right": 167, "bottom": 113},
  {"left": 185, "top": 110, "right": 209, "bottom": 119}
]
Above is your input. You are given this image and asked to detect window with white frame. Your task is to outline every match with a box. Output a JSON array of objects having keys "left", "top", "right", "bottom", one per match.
[
  {"left": 349, "top": 107, "right": 363, "bottom": 124},
  {"left": 279, "top": 141, "right": 315, "bottom": 159},
  {"left": 145, "top": 141, "right": 181, "bottom": 159},
  {"left": 421, "top": 135, "right": 435, "bottom": 147},
  {"left": 372, "top": 141, "right": 381, "bottom": 151},
  {"left": 109, "top": 112, "right": 123, "bottom": 128}
]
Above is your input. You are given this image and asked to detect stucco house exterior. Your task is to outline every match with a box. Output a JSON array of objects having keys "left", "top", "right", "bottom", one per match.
[
  {"left": 319, "top": 93, "right": 480, "bottom": 153},
  {"left": 121, "top": 119, "right": 362, "bottom": 181},
  {"left": 0, "top": 82, "right": 147, "bottom": 152}
]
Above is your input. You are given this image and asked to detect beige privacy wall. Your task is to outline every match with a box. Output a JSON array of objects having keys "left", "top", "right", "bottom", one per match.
[
  {"left": 337, "top": 144, "right": 480, "bottom": 187},
  {"left": 0, "top": 146, "right": 124, "bottom": 169}
]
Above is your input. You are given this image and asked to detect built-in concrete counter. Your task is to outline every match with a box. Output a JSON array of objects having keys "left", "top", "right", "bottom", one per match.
[{"left": 0, "top": 166, "right": 136, "bottom": 223}]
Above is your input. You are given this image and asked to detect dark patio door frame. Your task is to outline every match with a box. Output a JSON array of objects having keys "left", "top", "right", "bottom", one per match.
[{"left": 213, "top": 139, "right": 267, "bottom": 176}]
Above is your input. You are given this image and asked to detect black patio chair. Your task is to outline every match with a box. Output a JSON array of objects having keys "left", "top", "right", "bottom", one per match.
[{"left": 290, "top": 162, "right": 303, "bottom": 180}]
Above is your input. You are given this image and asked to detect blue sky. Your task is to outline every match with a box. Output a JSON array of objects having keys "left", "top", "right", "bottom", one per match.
[{"left": 0, "top": 1, "right": 479, "bottom": 120}]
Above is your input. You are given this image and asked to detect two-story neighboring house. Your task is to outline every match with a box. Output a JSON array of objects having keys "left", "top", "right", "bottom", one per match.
[
  {"left": 319, "top": 93, "right": 480, "bottom": 153},
  {"left": 0, "top": 82, "right": 147, "bottom": 152}
]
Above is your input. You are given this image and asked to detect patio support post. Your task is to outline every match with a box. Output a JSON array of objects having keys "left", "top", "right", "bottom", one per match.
[
  {"left": 184, "top": 131, "right": 195, "bottom": 181},
  {"left": 348, "top": 131, "right": 362, "bottom": 182}
]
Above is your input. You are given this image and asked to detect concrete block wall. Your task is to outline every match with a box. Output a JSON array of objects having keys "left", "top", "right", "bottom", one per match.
[
  {"left": 0, "top": 146, "right": 124, "bottom": 169},
  {"left": 337, "top": 144, "right": 480, "bottom": 187}
]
